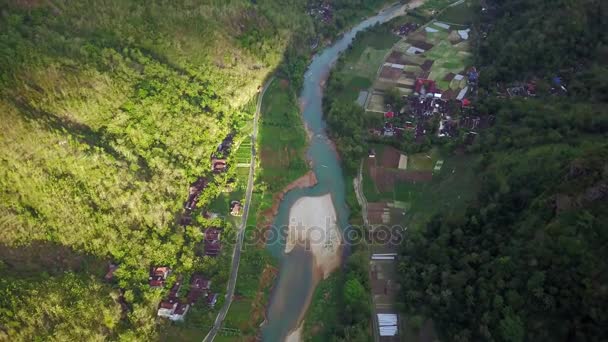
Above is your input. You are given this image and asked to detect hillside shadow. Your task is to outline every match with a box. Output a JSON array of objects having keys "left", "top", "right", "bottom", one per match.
[
  {"left": 0, "top": 241, "right": 106, "bottom": 277},
  {"left": 11, "top": 99, "right": 152, "bottom": 181}
]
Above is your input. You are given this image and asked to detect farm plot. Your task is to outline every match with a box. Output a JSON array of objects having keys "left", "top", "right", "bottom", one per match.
[{"left": 235, "top": 140, "right": 252, "bottom": 165}]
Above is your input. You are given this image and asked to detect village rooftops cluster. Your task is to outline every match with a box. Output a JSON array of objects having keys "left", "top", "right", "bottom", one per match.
[
  {"left": 156, "top": 273, "right": 217, "bottom": 321},
  {"left": 372, "top": 71, "right": 494, "bottom": 145},
  {"left": 307, "top": 2, "right": 332, "bottom": 23},
  {"left": 211, "top": 133, "right": 233, "bottom": 173},
  {"left": 394, "top": 22, "right": 419, "bottom": 36},
  {"left": 502, "top": 76, "right": 567, "bottom": 99}
]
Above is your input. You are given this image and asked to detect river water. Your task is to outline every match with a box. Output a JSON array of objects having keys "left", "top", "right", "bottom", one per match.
[{"left": 261, "top": 4, "right": 406, "bottom": 341}]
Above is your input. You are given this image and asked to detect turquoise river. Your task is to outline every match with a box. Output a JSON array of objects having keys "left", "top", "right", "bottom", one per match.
[{"left": 261, "top": 3, "right": 407, "bottom": 341}]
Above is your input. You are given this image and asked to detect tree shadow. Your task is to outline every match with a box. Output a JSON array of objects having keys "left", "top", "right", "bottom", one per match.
[
  {"left": 0, "top": 241, "right": 106, "bottom": 277},
  {"left": 11, "top": 98, "right": 152, "bottom": 181}
]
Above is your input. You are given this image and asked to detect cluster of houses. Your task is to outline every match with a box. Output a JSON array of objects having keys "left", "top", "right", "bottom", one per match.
[
  {"left": 149, "top": 267, "right": 218, "bottom": 321},
  {"left": 372, "top": 67, "right": 494, "bottom": 144},
  {"left": 503, "top": 76, "right": 567, "bottom": 98},
  {"left": 394, "top": 22, "right": 419, "bottom": 36},
  {"left": 307, "top": 2, "right": 332, "bottom": 23},
  {"left": 211, "top": 134, "right": 233, "bottom": 173},
  {"left": 102, "top": 131, "right": 248, "bottom": 324}
]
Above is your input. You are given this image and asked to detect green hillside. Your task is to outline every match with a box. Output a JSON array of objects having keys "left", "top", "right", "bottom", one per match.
[{"left": 0, "top": 0, "right": 392, "bottom": 340}]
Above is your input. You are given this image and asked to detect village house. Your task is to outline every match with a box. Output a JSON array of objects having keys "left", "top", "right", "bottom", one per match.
[
  {"left": 211, "top": 158, "right": 227, "bottom": 173},
  {"left": 230, "top": 200, "right": 242, "bottom": 216},
  {"left": 157, "top": 299, "right": 178, "bottom": 318},
  {"left": 187, "top": 274, "right": 211, "bottom": 304},
  {"left": 149, "top": 266, "right": 171, "bottom": 288},
  {"left": 157, "top": 273, "right": 214, "bottom": 321},
  {"left": 414, "top": 78, "right": 439, "bottom": 97},
  {"left": 184, "top": 177, "right": 207, "bottom": 211},
  {"left": 395, "top": 22, "right": 418, "bottom": 36},
  {"left": 157, "top": 299, "right": 190, "bottom": 321},
  {"left": 308, "top": 2, "right": 332, "bottom": 22},
  {"left": 383, "top": 122, "right": 395, "bottom": 137},
  {"left": 204, "top": 228, "right": 222, "bottom": 257}
]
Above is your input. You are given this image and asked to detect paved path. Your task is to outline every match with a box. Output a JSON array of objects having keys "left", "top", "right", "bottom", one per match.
[
  {"left": 354, "top": 159, "right": 370, "bottom": 227},
  {"left": 203, "top": 77, "right": 274, "bottom": 342}
]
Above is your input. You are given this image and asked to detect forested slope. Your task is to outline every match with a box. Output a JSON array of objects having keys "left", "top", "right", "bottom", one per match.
[
  {"left": 0, "top": 0, "right": 392, "bottom": 339},
  {"left": 398, "top": 0, "right": 608, "bottom": 341}
]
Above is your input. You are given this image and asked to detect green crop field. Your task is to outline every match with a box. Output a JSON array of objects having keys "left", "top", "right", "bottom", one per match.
[
  {"left": 258, "top": 79, "right": 308, "bottom": 192},
  {"left": 437, "top": 1, "right": 475, "bottom": 25},
  {"left": 392, "top": 154, "right": 479, "bottom": 231}
]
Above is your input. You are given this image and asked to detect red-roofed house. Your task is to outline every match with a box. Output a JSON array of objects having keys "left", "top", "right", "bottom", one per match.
[
  {"left": 461, "top": 98, "right": 471, "bottom": 107},
  {"left": 171, "top": 303, "right": 190, "bottom": 321},
  {"left": 157, "top": 299, "right": 178, "bottom": 318},
  {"left": 149, "top": 266, "right": 171, "bottom": 288},
  {"left": 414, "top": 79, "right": 438, "bottom": 95},
  {"left": 157, "top": 299, "right": 190, "bottom": 321},
  {"left": 211, "top": 158, "right": 227, "bottom": 173},
  {"left": 384, "top": 111, "right": 395, "bottom": 119}
]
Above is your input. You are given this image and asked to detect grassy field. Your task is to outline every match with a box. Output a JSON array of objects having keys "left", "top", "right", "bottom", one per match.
[
  {"left": 437, "top": 1, "right": 475, "bottom": 25},
  {"left": 258, "top": 78, "right": 308, "bottom": 193},
  {"left": 329, "top": 24, "right": 402, "bottom": 105},
  {"left": 425, "top": 40, "right": 473, "bottom": 80},
  {"left": 395, "top": 153, "right": 479, "bottom": 231},
  {"left": 407, "top": 148, "right": 441, "bottom": 171},
  {"left": 362, "top": 146, "right": 478, "bottom": 231},
  {"left": 419, "top": 0, "right": 462, "bottom": 13}
]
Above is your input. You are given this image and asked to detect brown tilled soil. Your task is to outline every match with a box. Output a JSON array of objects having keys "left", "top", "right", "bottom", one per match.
[
  {"left": 370, "top": 165, "right": 432, "bottom": 193},
  {"left": 380, "top": 146, "right": 402, "bottom": 169},
  {"left": 379, "top": 66, "right": 403, "bottom": 81}
]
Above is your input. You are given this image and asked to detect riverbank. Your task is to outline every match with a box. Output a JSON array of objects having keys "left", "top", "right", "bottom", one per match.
[{"left": 258, "top": 171, "right": 318, "bottom": 240}]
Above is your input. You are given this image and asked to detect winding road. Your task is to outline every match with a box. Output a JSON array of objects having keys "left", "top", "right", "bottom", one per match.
[{"left": 202, "top": 77, "right": 273, "bottom": 342}]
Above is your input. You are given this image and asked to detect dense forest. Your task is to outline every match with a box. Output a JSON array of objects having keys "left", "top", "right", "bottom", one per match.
[
  {"left": 0, "top": 0, "right": 393, "bottom": 339},
  {"left": 398, "top": 0, "right": 608, "bottom": 341}
]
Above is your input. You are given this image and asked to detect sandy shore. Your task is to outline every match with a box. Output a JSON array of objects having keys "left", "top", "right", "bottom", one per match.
[
  {"left": 285, "top": 321, "right": 304, "bottom": 342},
  {"left": 284, "top": 194, "right": 342, "bottom": 279}
]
